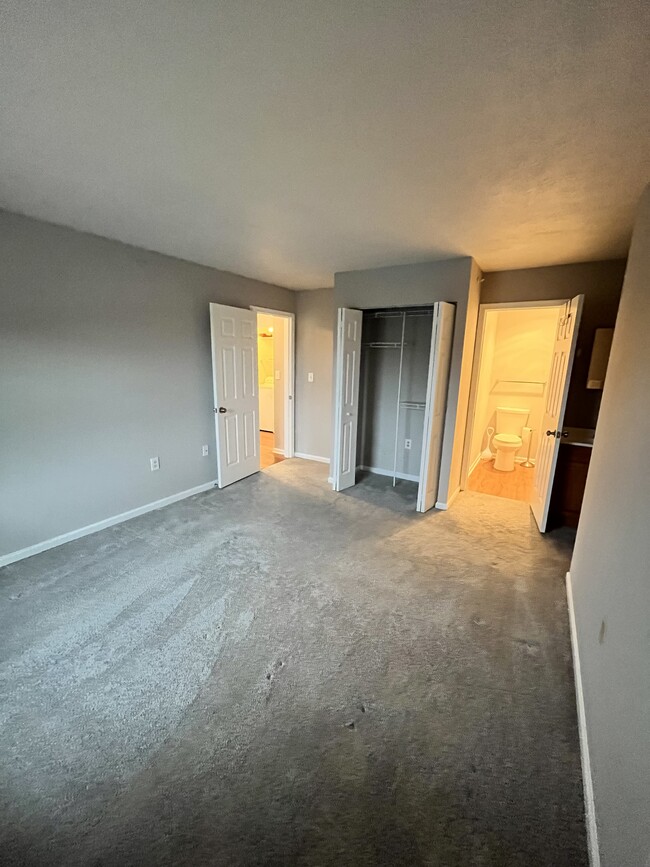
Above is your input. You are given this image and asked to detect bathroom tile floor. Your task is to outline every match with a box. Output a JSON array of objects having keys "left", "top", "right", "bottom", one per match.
[{"left": 467, "top": 460, "right": 534, "bottom": 502}]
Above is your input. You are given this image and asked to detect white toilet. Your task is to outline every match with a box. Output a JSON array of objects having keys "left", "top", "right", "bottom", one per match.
[{"left": 493, "top": 407, "right": 530, "bottom": 472}]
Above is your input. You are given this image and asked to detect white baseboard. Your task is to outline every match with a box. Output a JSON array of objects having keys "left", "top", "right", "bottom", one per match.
[
  {"left": 469, "top": 453, "right": 482, "bottom": 476},
  {"left": 435, "top": 485, "right": 460, "bottom": 511},
  {"left": 294, "top": 451, "right": 329, "bottom": 464},
  {"left": 566, "top": 571, "right": 600, "bottom": 867},
  {"left": 0, "top": 480, "right": 218, "bottom": 569},
  {"left": 361, "top": 465, "right": 419, "bottom": 483},
  {"left": 272, "top": 448, "right": 286, "bottom": 457}
]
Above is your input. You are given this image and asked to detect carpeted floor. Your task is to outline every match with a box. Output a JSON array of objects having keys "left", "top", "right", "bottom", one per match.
[{"left": 0, "top": 460, "right": 587, "bottom": 866}]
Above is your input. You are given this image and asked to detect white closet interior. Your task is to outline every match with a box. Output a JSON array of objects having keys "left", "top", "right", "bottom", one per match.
[{"left": 357, "top": 307, "right": 434, "bottom": 490}]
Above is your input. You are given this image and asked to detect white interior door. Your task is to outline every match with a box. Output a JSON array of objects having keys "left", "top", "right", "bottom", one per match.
[
  {"left": 417, "top": 302, "right": 456, "bottom": 513},
  {"left": 332, "top": 307, "right": 363, "bottom": 491},
  {"left": 531, "top": 294, "right": 584, "bottom": 531},
  {"left": 210, "top": 303, "right": 260, "bottom": 489}
]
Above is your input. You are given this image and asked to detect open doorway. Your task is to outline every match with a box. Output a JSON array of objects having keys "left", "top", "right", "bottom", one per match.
[
  {"left": 462, "top": 302, "right": 568, "bottom": 508},
  {"left": 254, "top": 308, "right": 295, "bottom": 470}
]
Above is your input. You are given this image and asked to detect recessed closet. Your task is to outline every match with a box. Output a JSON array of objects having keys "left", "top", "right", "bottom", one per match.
[
  {"left": 358, "top": 307, "right": 434, "bottom": 485},
  {"left": 332, "top": 302, "right": 456, "bottom": 512}
]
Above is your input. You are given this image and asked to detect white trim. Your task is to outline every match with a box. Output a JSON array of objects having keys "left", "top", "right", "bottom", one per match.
[
  {"left": 294, "top": 451, "right": 330, "bottom": 464},
  {"left": 566, "top": 571, "right": 600, "bottom": 867},
  {"left": 0, "top": 481, "right": 218, "bottom": 569},
  {"left": 435, "top": 485, "right": 461, "bottom": 511},
  {"left": 468, "top": 452, "right": 483, "bottom": 477},
  {"left": 361, "top": 465, "right": 420, "bottom": 483},
  {"left": 327, "top": 476, "right": 334, "bottom": 484},
  {"left": 272, "top": 448, "right": 286, "bottom": 457},
  {"left": 251, "top": 306, "right": 295, "bottom": 459}
]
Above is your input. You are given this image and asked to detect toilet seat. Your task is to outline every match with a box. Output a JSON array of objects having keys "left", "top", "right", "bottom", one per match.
[{"left": 493, "top": 433, "right": 522, "bottom": 447}]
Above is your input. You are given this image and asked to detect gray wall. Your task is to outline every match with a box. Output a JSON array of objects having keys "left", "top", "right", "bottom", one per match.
[
  {"left": 568, "top": 188, "right": 650, "bottom": 867},
  {"left": 481, "top": 261, "right": 626, "bottom": 430},
  {"left": 334, "top": 257, "right": 479, "bottom": 503},
  {"left": 294, "top": 288, "right": 334, "bottom": 460},
  {"left": 0, "top": 211, "right": 295, "bottom": 558}
]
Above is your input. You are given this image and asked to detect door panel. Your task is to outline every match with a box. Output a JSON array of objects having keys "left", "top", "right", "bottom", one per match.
[
  {"left": 531, "top": 295, "right": 584, "bottom": 531},
  {"left": 417, "top": 302, "right": 456, "bottom": 513},
  {"left": 332, "top": 308, "right": 363, "bottom": 491},
  {"left": 210, "top": 303, "right": 260, "bottom": 488}
]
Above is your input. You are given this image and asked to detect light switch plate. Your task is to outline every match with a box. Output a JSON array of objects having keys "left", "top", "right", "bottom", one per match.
[
  {"left": 202, "top": 445, "right": 209, "bottom": 456},
  {"left": 308, "top": 372, "right": 314, "bottom": 382}
]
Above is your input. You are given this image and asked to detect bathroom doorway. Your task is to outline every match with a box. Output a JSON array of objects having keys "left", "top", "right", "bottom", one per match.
[
  {"left": 461, "top": 301, "right": 567, "bottom": 506},
  {"left": 254, "top": 308, "right": 295, "bottom": 470}
]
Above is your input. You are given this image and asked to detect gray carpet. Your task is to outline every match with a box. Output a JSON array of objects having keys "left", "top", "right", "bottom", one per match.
[{"left": 0, "top": 460, "right": 587, "bottom": 866}]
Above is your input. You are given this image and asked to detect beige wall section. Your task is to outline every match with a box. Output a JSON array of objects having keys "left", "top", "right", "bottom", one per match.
[
  {"left": 334, "top": 256, "right": 479, "bottom": 505},
  {"left": 0, "top": 210, "right": 295, "bottom": 559},
  {"left": 481, "top": 260, "right": 625, "bottom": 430},
  {"left": 470, "top": 312, "right": 498, "bottom": 463},
  {"left": 272, "top": 316, "right": 286, "bottom": 453},
  {"left": 568, "top": 187, "right": 650, "bottom": 867},
  {"left": 295, "top": 288, "right": 334, "bottom": 460}
]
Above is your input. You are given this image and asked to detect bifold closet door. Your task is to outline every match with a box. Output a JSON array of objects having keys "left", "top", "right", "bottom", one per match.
[
  {"left": 332, "top": 307, "right": 363, "bottom": 491},
  {"left": 417, "top": 302, "right": 455, "bottom": 513}
]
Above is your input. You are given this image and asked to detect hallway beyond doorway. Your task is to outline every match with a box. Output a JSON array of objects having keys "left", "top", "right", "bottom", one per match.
[{"left": 260, "top": 430, "right": 285, "bottom": 470}]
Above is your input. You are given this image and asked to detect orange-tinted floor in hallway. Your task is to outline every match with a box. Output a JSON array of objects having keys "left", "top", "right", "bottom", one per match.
[{"left": 260, "top": 430, "right": 285, "bottom": 470}]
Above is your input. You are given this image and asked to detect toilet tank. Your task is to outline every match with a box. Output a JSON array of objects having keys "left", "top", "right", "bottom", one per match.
[{"left": 496, "top": 406, "right": 530, "bottom": 435}]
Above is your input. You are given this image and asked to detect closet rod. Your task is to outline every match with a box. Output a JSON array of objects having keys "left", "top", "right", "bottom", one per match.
[
  {"left": 362, "top": 341, "right": 409, "bottom": 349},
  {"left": 392, "top": 311, "right": 406, "bottom": 487},
  {"left": 371, "top": 309, "right": 433, "bottom": 318}
]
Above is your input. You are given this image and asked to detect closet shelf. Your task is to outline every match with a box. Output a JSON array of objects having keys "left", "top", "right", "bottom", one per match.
[{"left": 400, "top": 401, "right": 426, "bottom": 410}]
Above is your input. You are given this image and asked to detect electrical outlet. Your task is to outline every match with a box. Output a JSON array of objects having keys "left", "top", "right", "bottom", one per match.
[
  {"left": 202, "top": 445, "right": 209, "bottom": 456},
  {"left": 150, "top": 456, "right": 160, "bottom": 471},
  {"left": 275, "top": 370, "right": 280, "bottom": 380},
  {"left": 404, "top": 439, "right": 412, "bottom": 450},
  {"left": 308, "top": 372, "right": 314, "bottom": 382}
]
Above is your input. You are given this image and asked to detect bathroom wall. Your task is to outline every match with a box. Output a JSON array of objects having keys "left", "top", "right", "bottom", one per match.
[{"left": 469, "top": 306, "right": 560, "bottom": 468}]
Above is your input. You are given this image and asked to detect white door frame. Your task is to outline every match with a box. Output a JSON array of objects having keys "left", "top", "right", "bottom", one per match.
[
  {"left": 250, "top": 306, "right": 295, "bottom": 459},
  {"left": 460, "top": 299, "right": 568, "bottom": 490}
]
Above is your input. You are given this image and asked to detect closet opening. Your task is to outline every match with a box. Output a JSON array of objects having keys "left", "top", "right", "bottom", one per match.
[
  {"left": 358, "top": 307, "right": 433, "bottom": 507},
  {"left": 332, "top": 302, "right": 456, "bottom": 513}
]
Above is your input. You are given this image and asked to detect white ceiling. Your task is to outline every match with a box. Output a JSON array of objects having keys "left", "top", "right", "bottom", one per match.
[{"left": 1, "top": 1, "right": 649, "bottom": 289}]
